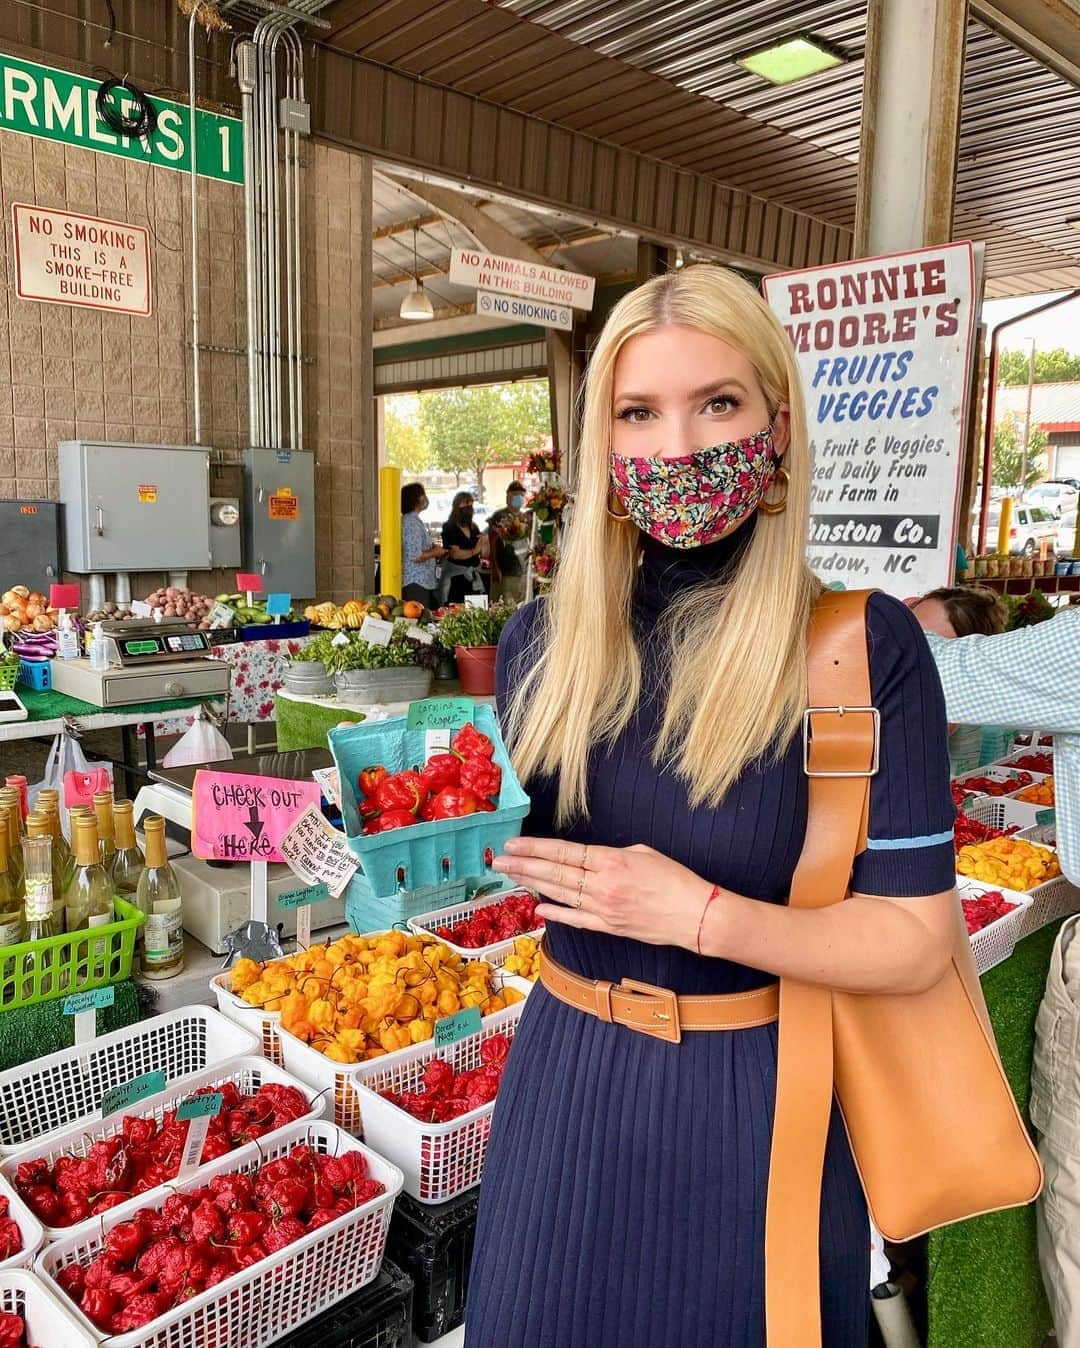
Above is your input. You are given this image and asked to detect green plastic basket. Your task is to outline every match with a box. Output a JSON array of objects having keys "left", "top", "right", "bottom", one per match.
[
  {"left": 0, "top": 658, "right": 19, "bottom": 692},
  {"left": 0, "top": 898, "right": 144, "bottom": 1010}
]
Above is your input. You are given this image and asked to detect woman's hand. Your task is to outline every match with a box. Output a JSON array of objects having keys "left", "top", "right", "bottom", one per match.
[{"left": 493, "top": 836, "right": 713, "bottom": 950}]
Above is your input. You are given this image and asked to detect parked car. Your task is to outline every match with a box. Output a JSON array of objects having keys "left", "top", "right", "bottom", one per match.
[
  {"left": 1026, "top": 481, "right": 1080, "bottom": 518},
  {"left": 1058, "top": 509, "right": 1078, "bottom": 557},
  {"left": 985, "top": 502, "right": 1059, "bottom": 555}
]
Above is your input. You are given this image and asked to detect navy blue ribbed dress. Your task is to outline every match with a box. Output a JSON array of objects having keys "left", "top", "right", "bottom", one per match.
[{"left": 465, "top": 528, "right": 956, "bottom": 1348}]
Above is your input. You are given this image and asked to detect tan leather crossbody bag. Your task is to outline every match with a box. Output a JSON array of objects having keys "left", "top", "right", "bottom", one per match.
[{"left": 765, "top": 589, "right": 1043, "bottom": 1347}]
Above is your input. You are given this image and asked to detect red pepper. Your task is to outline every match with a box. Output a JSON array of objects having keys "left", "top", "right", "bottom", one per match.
[
  {"left": 0, "top": 1313, "right": 24, "bottom": 1347},
  {"left": 426, "top": 786, "right": 483, "bottom": 820},
  {"left": 453, "top": 723, "right": 494, "bottom": 760},
  {"left": 372, "top": 770, "right": 426, "bottom": 815},
  {"left": 0, "top": 1217, "right": 21, "bottom": 1261},
  {"left": 227, "top": 1210, "right": 267, "bottom": 1246},
  {"left": 459, "top": 755, "right": 501, "bottom": 802},
  {"left": 363, "top": 808, "right": 419, "bottom": 835},
  {"left": 80, "top": 1288, "right": 118, "bottom": 1328},
  {"left": 421, "top": 753, "right": 462, "bottom": 793},
  {"left": 113, "top": 1293, "right": 167, "bottom": 1333},
  {"left": 104, "top": 1217, "right": 147, "bottom": 1265},
  {"left": 357, "top": 765, "right": 388, "bottom": 797}
]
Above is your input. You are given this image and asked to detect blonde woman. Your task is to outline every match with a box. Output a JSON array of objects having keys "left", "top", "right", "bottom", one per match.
[{"left": 465, "top": 266, "right": 957, "bottom": 1347}]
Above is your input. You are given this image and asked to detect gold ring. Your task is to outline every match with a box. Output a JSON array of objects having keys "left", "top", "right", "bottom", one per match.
[
  {"left": 575, "top": 874, "right": 586, "bottom": 908},
  {"left": 581, "top": 845, "right": 590, "bottom": 869}
]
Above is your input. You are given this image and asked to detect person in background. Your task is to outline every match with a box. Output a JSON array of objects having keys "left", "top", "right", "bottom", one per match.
[
  {"left": 437, "top": 491, "right": 487, "bottom": 605},
  {"left": 922, "top": 606, "right": 1080, "bottom": 1340},
  {"left": 910, "top": 585, "right": 1007, "bottom": 639},
  {"left": 400, "top": 482, "right": 446, "bottom": 611},
  {"left": 487, "top": 480, "right": 529, "bottom": 604}
]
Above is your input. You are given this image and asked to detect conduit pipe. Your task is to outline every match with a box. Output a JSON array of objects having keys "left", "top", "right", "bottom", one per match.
[{"left": 188, "top": 8, "right": 202, "bottom": 445}]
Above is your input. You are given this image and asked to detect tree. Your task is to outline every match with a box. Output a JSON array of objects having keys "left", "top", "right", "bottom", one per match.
[
  {"left": 998, "top": 346, "right": 1080, "bottom": 385},
  {"left": 418, "top": 380, "right": 550, "bottom": 500},
  {"left": 383, "top": 398, "right": 432, "bottom": 474},
  {"left": 991, "top": 411, "right": 1049, "bottom": 489}
]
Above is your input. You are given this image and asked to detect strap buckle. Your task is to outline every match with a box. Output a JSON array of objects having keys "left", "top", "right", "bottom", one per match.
[
  {"left": 802, "top": 705, "right": 881, "bottom": 778},
  {"left": 616, "top": 979, "right": 682, "bottom": 1044}
]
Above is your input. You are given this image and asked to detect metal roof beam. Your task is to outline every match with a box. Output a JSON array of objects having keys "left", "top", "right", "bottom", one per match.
[
  {"left": 971, "top": 0, "right": 1080, "bottom": 87},
  {"left": 383, "top": 174, "right": 554, "bottom": 266}
]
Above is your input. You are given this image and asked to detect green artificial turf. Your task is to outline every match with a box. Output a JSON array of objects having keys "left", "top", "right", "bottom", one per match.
[
  {"left": 273, "top": 694, "right": 365, "bottom": 751},
  {"left": 0, "top": 977, "right": 142, "bottom": 1071},
  {"left": 927, "top": 921, "right": 1059, "bottom": 1348}
]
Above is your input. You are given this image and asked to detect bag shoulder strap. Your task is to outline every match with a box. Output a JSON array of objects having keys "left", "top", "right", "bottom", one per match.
[{"left": 764, "top": 587, "right": 877, "bottom": 1348}]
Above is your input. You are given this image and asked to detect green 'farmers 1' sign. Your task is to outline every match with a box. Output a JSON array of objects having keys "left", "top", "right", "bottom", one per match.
[{"left": 0, "top": 53, "right": 242, "bottom": 185}]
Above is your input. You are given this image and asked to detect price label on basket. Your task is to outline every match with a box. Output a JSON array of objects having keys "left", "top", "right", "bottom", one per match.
[
  {"left": 177, "top": 1092, "right": 224, "bottom": 1177},
  {"left": 406, "top": 698, "right": 475, "bottom": 732},
  {"left": 359, "top": 616, "right": 394, "bottom": 646},
  {"left": 278, "top": 881, "right": 328, "bottom": 950},
  {"left": 1036, "top": 808, "right": 1055, "bottom": 827},
  {"left": 64, "top": 985, "right": 115, "bottom": 1045},
  {"left": 100, "top": 1070, "right": 167, "bottom": 1118},
  {"left": 434, "top": 1006, "right": 482, "bottom": 1047}
]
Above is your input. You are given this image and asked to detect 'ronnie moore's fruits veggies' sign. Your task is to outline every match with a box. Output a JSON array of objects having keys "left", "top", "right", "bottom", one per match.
[{"left": 764, "top": 242, "right": 977, "bottom": 597}]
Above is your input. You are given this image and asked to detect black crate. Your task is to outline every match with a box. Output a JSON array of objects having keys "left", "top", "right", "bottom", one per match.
[
  {"left": 385, "top": 1189, "right": 480, "bottom": 1343},
  {"left": 268, "top": 1259, "right": 413, "bottom": 1348}
]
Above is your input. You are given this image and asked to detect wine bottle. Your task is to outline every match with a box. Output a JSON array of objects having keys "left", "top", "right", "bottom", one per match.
[
  {"left": 38, "top": 801, "right": 74, "bottom": 893},
  {"left": 137, "top": 817, "right": 184, "bottom": 980},
  {"left": 26, "top": 814, "right": 64, "bottom": 930},
  {"left": 0, "top": 790, "right": 24, "bottom": 893},
  {"left": 64, "top": 815, "right": 112, "bottom": 935},
  {"left": 93, "top": 791, "right": 117, "bottom": 877},
  {"left": 0, "top": 818, "right": 25, "bottom": 947}
]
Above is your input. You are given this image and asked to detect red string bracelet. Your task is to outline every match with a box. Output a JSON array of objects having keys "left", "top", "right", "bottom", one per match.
[{"left": 696, "top": 884, "right": 723, "bottom": 956}]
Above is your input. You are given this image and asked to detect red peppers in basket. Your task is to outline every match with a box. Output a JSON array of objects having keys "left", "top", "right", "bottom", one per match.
[{"left": 360, "top": 723, "right": 502, "bottom": 835}]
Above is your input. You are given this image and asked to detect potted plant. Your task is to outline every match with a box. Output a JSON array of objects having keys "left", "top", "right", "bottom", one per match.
[
  {"left": 313, "top": 622, "right": 440, "bottom": 702},
  {"left": 283, "top": 634, "right": 335, "bottom": 696},
  {"left": 435, "top": 601, "right": 518, "bottom": 696}
]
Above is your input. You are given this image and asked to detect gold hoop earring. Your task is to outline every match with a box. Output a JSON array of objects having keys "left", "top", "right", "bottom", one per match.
[
  {"left": 758, "top": 467, "right": 789, "bottom": 516},
  {"left": 607, "top": 487, "right": 632, "bottom": 521}
]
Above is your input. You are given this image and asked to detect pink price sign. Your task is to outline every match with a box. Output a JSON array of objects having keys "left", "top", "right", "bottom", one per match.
[
  {"left": 191, "top": 770, "right": 321, "bottom": 862},
  {"left": 50, "top": 583, "right": 81, "bottom": 610},
  {"left": 236, "top": 573, "right": 263, "bottom": 593}
]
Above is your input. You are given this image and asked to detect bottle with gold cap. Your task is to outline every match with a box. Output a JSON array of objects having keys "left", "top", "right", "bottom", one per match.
[
  {"left": 0, "top": 817, "right": 25, "bottom": 947},
  {"left": 64, "top": 814, "right": 112, "bottom": 935},
  {"left": 136, "top": 816, "right": 183, "bottom": 980},
  {"left": 26, "top": 813, "right": 63, "bottom": 940},
  {"left": 0, "top": 790, "right": 24, "bottom": 893},
  {"left": 38, "top": 801, "right": 73, "bottom": 893},
  {"left": 92, "top": 791, "right": 117, "bottom": 877},
  {"left": 112, "top": 801, "right": 145, "bottom": 967}
]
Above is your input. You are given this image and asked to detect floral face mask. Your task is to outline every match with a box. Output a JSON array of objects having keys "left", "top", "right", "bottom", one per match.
[{"left": 610, "top": 425, "right": 781, "bottom": 549}]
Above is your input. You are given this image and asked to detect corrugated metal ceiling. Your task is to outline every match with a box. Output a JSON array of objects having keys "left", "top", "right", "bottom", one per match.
[{"left": 320, "top": 0, "right": 1080, "bottom": 294}]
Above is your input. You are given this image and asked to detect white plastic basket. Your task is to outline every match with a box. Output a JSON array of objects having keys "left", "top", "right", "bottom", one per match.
[
  {"left": 0, "top": 1006, "right": 260, "bottom": 1156},
  {"left": 408, "top": 889, "right": 544, "bottom": 964},
  {"left": 963, "top": 794, "right": 1054, "bottom": 835},
  {"left": 994, "top": 748, "right": 1055, "bottom": 775},
  {"left": 211, "top": 970, "right": 286, "bottom": 1065},
  {"left": 954, "top": 765, "right": 1046, "bottom": 802},
  {"left": 37, "top": 1119, "right": 403, "bottom": 1348},
  {"left": 1, "top": 1056, "right": 325, "bottom": 1243},
  {"left": 352, "top": 999, "right": 525, "bottom": 1204},
  {"left": 274, "top": 973, "right": 529, "bottom": 1136},
  {"left": 958, "top": 879, "right": 1034, "bottom": 975},
  {"left": 0, "top": 1175, "right": 42, "bottom": 1273},
  {"left": 0, "top": 1268, "right": 97, "bottom": 1347}
]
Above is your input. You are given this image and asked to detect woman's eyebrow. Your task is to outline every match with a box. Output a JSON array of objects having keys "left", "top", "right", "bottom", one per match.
[{"left": 614, "top": 378, "right": 749, "bottom": 404}]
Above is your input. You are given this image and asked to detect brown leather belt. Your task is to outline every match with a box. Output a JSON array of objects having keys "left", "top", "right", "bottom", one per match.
[{"left": 538, "top": 943, "right": 779, "bottom": 1045}]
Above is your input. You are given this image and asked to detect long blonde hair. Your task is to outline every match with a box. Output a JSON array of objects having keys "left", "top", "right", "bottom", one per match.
[{"left": 506, "top": 265, "right": 820, "bottom": 825}]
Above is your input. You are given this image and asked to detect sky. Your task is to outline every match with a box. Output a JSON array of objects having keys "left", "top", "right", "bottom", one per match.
[{"left": 982, "top": 292, "right": 1080, "bottom": 353}]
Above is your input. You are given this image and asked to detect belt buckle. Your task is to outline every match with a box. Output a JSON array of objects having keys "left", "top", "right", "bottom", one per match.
[
  {"left": 616, "top": 978, "right": 682, "bottom": 1045},
  {"left": 802, "top": 705, "right": 881, "bottom": 778}
]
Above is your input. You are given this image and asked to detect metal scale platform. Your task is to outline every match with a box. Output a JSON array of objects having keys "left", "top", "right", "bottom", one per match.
[{"left": 48, "top": 618, "right": 232, "bottom": 707}]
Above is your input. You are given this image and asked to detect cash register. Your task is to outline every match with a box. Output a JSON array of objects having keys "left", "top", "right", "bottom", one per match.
[{"left": 48, "top": 618, "right": 231, "bottom": 707}]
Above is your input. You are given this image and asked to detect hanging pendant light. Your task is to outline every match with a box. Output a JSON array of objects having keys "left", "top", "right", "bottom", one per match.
[{"left": 399, "top": 226, "right": 435, "bottom": 321}]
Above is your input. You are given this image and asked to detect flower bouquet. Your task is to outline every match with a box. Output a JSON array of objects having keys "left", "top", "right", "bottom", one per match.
[
  {"left": 531, "top": 542, "right": 559, "bottom": 582},
  {"left": 526, "top": 483, "right": 570, "bottom": 523},
  {"left": 526, "top": 448, "right": 561, "bottom": 475}
]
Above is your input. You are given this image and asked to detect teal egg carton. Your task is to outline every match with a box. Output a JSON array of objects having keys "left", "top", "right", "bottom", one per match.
[{"left": 328, "top": 706, "right": 530, "bottom": 933}]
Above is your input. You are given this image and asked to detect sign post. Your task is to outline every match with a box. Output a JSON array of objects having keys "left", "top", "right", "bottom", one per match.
[{"left": 763, "top": 242, "right": 977, "bottom": 597}]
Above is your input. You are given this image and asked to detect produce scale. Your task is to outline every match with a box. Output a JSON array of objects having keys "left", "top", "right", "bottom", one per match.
[{"left": 47, "top": 619, "right": 231, "bottom": 708}]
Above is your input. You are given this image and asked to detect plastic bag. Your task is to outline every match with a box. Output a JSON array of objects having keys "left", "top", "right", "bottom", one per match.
[
  {"left": 29, "top": 727, "right": 114, "bottom": 833},
  {"left": 161, "top": 706, "right": 233, "bottom": 768}
]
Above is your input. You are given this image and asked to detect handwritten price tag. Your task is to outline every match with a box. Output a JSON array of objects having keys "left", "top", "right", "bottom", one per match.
[
  {"left": 406, "top": 698, "right": 475, "bottom": 732},
  {"left": 64, "top": 986, "right": 115, "bottom": 1016},
  {"left": 1036, "top": 808, "right": 1055, "bottom": 827},
  {"left": 359, "top": 616, "right": 394, "bottom": 646},
  {"left": 278, "top": 882, "right": 328, "bottom": 909},
  {"left": 177, "top": 1093, "right": 224, "bottom": 1177},
  {"left": 279, "top": 805, "right": 359, "bottom": 898},
  {"left": 434, "top": 1006, "right": 482, "bottom": 1047},
  {"left": 101, "top": 1071, "right": 166, "bottom": 1118}
]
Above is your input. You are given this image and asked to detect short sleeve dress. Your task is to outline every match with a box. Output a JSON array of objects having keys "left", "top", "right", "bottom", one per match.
[{"left": 465, "top": 527, "right": 956, "bottom": 1348}]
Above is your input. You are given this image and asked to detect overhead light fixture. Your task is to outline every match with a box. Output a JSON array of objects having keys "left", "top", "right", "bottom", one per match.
[
  {"left": 675, "top": 248, "right": 685, "bottom": 270},
  {"left": 734, "top": 33, "right": 847, "bottom": 86},
  {"left": 399, "top": 227, "right": 434, "bottom": 321}
]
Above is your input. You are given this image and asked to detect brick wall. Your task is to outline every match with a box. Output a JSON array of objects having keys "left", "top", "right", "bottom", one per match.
[{"left": 0, "top": 127, "right": 369, "bottom": 604}]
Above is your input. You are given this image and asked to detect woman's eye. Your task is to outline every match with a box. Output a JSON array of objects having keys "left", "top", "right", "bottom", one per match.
[
  {"left": 616, "top": 407, "right": 654, "bottom": 424},
  {"left": 705, "top": 395, "right": 739, "bottom": 414}
]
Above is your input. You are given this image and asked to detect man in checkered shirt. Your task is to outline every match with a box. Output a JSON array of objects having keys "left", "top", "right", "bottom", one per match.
[
  {"left": 925, "top": 605, "right": 1080, "bottom": 1340},
  {"left": 923, "top": 606, "right": 1080, "bottom": 885}
]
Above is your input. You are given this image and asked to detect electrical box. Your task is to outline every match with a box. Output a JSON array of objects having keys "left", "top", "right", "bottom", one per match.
[
  {"left": 0, "top": 501, "right": 61, "bottom": 592},
  {"left": 209, "top": 462, "right": 243, "bottom": 569},
  {"left": 58, "top": 441, "right": 211, "bottom": 572},
  {"left": 242, "top": 448, "right": 315, "bottom": 598}
]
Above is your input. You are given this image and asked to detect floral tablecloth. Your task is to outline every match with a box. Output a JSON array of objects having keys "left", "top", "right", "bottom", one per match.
[{"left": 146, "top": 634, "right": 315, "bottom": 736}]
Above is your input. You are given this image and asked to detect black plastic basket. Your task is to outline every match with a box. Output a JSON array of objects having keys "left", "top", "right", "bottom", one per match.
[
  {"left": 267, "top": 1259, "right": 413, "bottom": 1348},
  {"left": 385, "top": 1189, "right": 480, "bottom": 1343}
]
